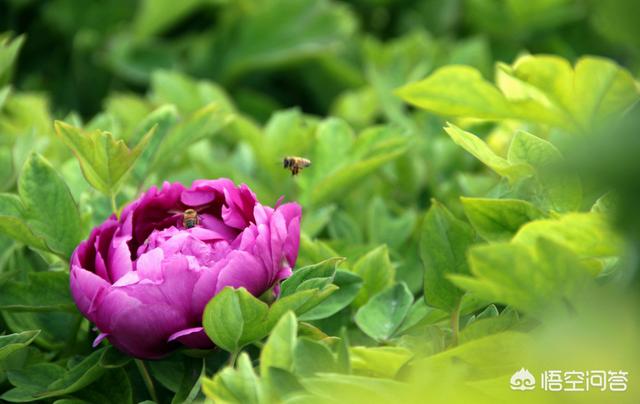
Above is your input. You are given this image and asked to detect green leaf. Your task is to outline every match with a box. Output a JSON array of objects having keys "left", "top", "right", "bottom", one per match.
[
  {"left": 327, "top": 211, "right": 363, "bottom": 244},
  {"left": 134, "top": 0, "right": 209, "bottom": 37},
  {"left": 54, "top": 121, "right": 155, "bottom": 197},
  {"left": 0, "top": 194, "right": 48, "bottom": 250},
  {"left": 0, "top": 34, "right": 24, "bottom": 86},
  {"left": 148, "top": 354, "right": 186, "bottom": 393},
  {"left": 367, "top": 197, "right": 417, "bottom": 249},
  {"left": 460, "top": 307, "right": 520, "bottom": 344},
  {"left": 280, "top": 257, "right": 342, "bottom": 297},
  {"left": 2, "top": 349, "right": 107, "bottom": 401},
  {"left": 444, "top": 123, "right": 532, "bottom": 183},
  {"left": 461, "top": 197, "right": 545, "bottom": 241},
  {"left": 38, "top": 349, "right": 107, "bottom": 399},
  {"left": 204, "top": 283, "right": 337, "bottom": 354},
  {"left": 299, "top": 373, "right": 411, "bottom": 403},
  {"left": 309, "top": 139, "right": 407, "bottom": 206},
  {"left": 201, "top": 353, "right": 264, "bottom": 404},
  {"left": 171, "top": 358, "right": 205, "bottom": 404},
  {"left": 351, "top": 245, "right": 395, "bottom": 307},
  {"left": 219, "top": 0, "right": 356, "bottom": 82},
  {"left": 98, "top": 346, "right": 130, "bottom": 369},
  {"left": 1, "top": 363, "right": 66, "bottom": 402},
  {"left": 0, "top": 271, "right": 75, "bottom": 312},
  {"left": 67, "top": 368, "right": 133, "bottom": 404},
  {"left": 299, "top": 270, "right": 363, "bottom": 321},
  {"left": 18, "top": 153, "right": 82, "bottom": 258},
  {"left": 513, "top": 212, "right": 621, "bottom": 258},
  {"left": 349, "top": 346, "right": 413, "bottom": 378},
  {"left": 420, "top": 200, "right": 475, "bottom": 312},
  {"left": 150, "top": 71, "right": 234, "bottom": 115},
  {"left": 0, "top": 330, "right": 40, "bottom": 363},
  {"left": 355, "top": 283, "right": 413, "bottom": 341},
  {"left": 312, "top": 118, "right": 355, "bottom": 183},
  {"left": 130, "top": 104, "right": 179, "bottom": 181},
  {"left": 503, "top": 55, "right": 640, "bottom": 132},
  {"left": 263, "top": 368, "right": 306, "bottom": 401},
  {"left": 293, "top": 338, "right": 338, "bottom": 376},
  {"left": 396, "top": 65, "right": 513, "bottom": 119},
  {"left": 260, "top": 312, "right": 298, "bottom": 376},
  {"left": 202, "top": 287, "right": 270, "bottom": 353},
  {"left": 267, "top": 286, "right": 338, "bottom": 322},
  {"left": 3, "top": 311, "right": 79, "bottom": 351},
  {"left": 406, "top": 331, "right": 531, "bottom": 381},
  {"left": 151, "top": 103, "right": 233, "bottom": 173},
  {"left": 507, "top": 130, "right": 582, "bottom": 212},
  {"left": 450, "top": 238, "right": 596, "bottom": 315},
  {"left": 399, "top": 55, "right": 640, "bottom": 133}
]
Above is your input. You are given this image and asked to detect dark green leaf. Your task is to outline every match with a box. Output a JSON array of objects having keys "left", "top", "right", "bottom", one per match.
[
  {"left": 18, "top": 153, "right": 82, "bottom": 258},
  {"left": 0, "top": 272, "right": 75, "bottom": 312},
  {"left": 420, "top": 200, "right": 475, "bottom": 312},
  {"left": 0, "top": 330, "right": 40, "bottom": 363}
]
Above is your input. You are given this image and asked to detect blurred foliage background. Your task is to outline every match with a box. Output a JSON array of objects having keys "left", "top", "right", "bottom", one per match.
[
  {"left": 1, "top": 0, "right": 639, "bottom": 119},
  {"left": 1, "top": 0, "right": 640, "bottom": 403}
]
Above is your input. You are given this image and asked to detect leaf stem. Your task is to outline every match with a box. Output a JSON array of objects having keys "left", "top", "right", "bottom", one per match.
[
  {"left": 135, "top": 359, "right": 159, "bottom": 403},
  {"left": 450, "top": 299, "right": 462, "bottom": 347},
  {"left": 227, "top": 350, "right": 239, "bottom": 367}
]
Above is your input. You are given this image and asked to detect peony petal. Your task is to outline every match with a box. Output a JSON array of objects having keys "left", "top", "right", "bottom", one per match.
[
  {"left": 275, "top": 202, "right": 301, "bottom": 268},
  {"left": 108, "top": 211, "right": 134, "bottom": 282},
  {"left": 92, "top": 332, "right": 109, "bottom": 348},
  {"left": 69, "top": 265, "right": 110, "bottom": 321},
  {"left": 198, "top": 214, "right": 238, "bottom": 241},
  {"left": 269, "top": 208, "right": 288, "bottom": 282},
  {"left": 284, "top": 216, "right": 301, "bottom": 268},
  {"left": 112, "top": 271, "right": 141, "bottom": 287},
  {"left": 95, "top": 289, "right": 188, "bottom": 359},
  {"left": 180, "top": 189, "right": 215, "bottom": 206},
  {"left": 216, "top": 250, "right": 269, "bottom": 296},
  {"left": 167, "top": 327, "right": 214, "bottom": 349},
  {"left": 136, "top": 247, "right": 165, "bottom": 283},
  {"left": 191, "top": 259, "right": 226, "bottom": 315}
]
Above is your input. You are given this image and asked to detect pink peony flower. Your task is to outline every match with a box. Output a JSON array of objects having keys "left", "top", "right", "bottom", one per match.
[{"left": 69, "top": 179, "right": 301, "bottom": 359}]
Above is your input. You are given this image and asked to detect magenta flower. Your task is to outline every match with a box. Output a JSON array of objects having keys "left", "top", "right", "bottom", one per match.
[{"left": 69, "top": 179, "right": 301, "bottom": 359}]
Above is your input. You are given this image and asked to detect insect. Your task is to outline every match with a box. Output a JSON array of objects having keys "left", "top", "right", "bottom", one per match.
[
  {"left": 182, "top": 209, "right": 199, "bottom": 229},
  {"left": 283, "top": 156, "right": 311, "bottom": 176}
]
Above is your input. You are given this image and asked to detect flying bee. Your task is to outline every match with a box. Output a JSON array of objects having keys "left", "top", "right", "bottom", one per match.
[
  {"left": 182, "top": 209, "right": 199, "bottom": 229},
  {"left": 283, "top": 156, "right": 311, "bottom": 176}
]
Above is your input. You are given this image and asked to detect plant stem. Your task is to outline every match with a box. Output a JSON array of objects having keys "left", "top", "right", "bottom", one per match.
[
  {"left": 110, "top": 192, "right": 118, "bottom": 217},
  {"left": 450, "top": 299, "right": 462, "bottom": 347},
  {"left": 135, "top": 359, "right": 159, "bottom": 403}
]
